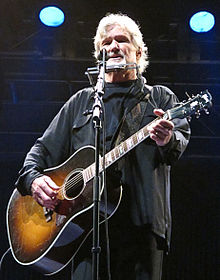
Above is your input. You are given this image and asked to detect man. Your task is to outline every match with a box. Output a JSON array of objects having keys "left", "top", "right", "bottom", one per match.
[{"left": 15, "top": 13, "right": 190, "bottom": 280}]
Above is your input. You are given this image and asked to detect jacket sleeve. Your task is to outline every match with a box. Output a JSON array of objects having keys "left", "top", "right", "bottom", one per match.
[
  {"left": 152, "top": 85, "right": 191, "bottom": 165},
  {"left": 15, "top": 94, "right": 76, "bottom": 195}
]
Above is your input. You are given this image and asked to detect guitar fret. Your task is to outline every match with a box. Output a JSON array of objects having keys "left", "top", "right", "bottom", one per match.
[
  {"left": 123, "top": 141, "right": 128, "bottom": 153},
  {"left": 143, "top": 126, "right": 149, "bottom": 137},
  {"left": 88, "top": 164, "right": 94, "bottom": 180},
  {"left": 106, "top": 153, "right": 112, "bottom": 166},
  {"left": 113, "top": 150, "right": 116, "bottom": 161},
  {"left": 118, "top": 144, "right": 124, "bottom": 156},
  {"left": 99, "top": 159, "right": 103, "bottom": 172},
  {"left": 92, "top": 164, "right": 96, "bottom": 177},
  {"left": 133, "top": 134, "right": 138, "bottom": 145},
  {"left": 87, "top": 166, "right": 92, "bottom": 180},
  {"left": 137, "top": 129, "right": 144, "bottom": 141},
  {"left": 84, "top": 169, "right": 89, "bottom": 181},
  {"left": 127, "top": 137, "right": 133, "bottom": 150},
  {"left": 115, "top": 147, "right": 119, "bottom": 159}
]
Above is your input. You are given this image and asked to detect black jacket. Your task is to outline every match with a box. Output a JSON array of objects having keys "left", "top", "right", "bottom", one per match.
[{"left": 15, "top": 77, "right": 190, "bottom": 246}]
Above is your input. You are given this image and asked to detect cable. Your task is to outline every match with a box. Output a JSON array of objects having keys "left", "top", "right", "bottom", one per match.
[
  {"left": 0, "top": 247, "right": 11, "bottom": 272},
  {"left": 9, "top": 29, "right": 42, "bottom": 51},
  {"left": 100, "top": 96, "right": 112, "bottom": 280}
]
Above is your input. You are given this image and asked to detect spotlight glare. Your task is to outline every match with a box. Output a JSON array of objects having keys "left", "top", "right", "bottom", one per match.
[
  {"left": 190, "top": 11, "right": 215, "bottom": 33},
  {"left": 39, "top": 6, "right": 65, "bottom": 27}
]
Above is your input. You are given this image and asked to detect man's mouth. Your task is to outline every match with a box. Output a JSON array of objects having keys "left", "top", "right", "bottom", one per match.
[
  {"left": 109, "top": 55, "right": 123, "bottom": 60},
  {"left": 107, "top": 52, "right": 126, "bottom": 66},
  {"left": 108, "top": 51, "right": 124, "bottom": 60}
]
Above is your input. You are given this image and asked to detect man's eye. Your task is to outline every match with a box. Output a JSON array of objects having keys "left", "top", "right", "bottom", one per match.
[{"left": 102, "top": 41, "right": 110, "bottom": 46}]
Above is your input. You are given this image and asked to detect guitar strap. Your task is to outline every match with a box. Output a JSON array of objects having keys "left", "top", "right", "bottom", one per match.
[{"left": 114, "top": 79, "right": 152, "bottom": 147}]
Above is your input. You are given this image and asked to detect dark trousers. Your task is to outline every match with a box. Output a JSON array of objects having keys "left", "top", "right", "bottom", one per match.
[{"left": 71, "top": 223, "right": 164, "bottom": 280}]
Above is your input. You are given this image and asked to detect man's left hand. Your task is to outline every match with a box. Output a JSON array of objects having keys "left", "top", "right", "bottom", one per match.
[{"left": 148, "top": 109, "right": 174, "bottom": 146}]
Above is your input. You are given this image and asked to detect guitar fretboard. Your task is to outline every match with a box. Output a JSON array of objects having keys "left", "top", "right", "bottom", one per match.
[{"left": 82, "top": 115, "right": 165, "bottom": 183}]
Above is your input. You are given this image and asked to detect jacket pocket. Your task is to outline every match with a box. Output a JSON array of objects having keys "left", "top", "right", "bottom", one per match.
[
  {"left": 71, "top": 114, "right": 94, "bottom": 151},
  {"left": 72, "top": 114, "right": 92, "bottom": 129}
]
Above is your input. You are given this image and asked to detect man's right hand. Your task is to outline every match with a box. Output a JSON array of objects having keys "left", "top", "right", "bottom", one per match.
[{"left": 31, "top": 175, "right": 60, "bottom": 210}]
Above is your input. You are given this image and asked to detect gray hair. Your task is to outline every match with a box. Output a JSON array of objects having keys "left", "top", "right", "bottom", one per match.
[{"left": 94, "top": 13, "right": 149, "bottom": 73}]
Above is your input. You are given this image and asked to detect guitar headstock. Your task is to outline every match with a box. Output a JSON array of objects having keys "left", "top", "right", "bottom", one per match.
[{"left": 166, "top": 90, "right": 212, "bottom": 120}]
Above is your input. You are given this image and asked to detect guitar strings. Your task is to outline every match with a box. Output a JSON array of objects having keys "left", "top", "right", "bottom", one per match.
[
  {"left": 60, "top": 162, "right": 103, "bottom": 194},
  {"left": 57, "top": 166, "right": 94, "bottom": 196},
  {"left": 57, "top": 121, "right": 153, "bottom": 196},
  {"left": 56, "top": 173, "right": 82, "bottom": 196},
  {"left": 57, "top": 126, "right": 151, "bottom": 196},
  {"left": 59, "top": 172, "right": 83, "bottom": 193}
]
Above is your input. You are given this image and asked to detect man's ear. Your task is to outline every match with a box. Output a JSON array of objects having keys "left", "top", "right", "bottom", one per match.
[{"left": 136, "top": 48, "right": 142, "bottom": 60}]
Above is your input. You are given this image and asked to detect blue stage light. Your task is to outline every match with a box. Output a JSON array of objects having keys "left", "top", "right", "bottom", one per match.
[
  {"left": 190, "top": 11, "right": 215, "bottom": 33},
  {"left": 39, "top": 6, "right": 65, "bottom": 27}
]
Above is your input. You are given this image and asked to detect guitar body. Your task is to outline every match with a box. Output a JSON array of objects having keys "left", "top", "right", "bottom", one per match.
[{"left": 6, "top": 146, "right": 122, "bottom": 275}]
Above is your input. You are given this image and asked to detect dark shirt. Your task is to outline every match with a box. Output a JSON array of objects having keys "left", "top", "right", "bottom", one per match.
[
  {"left": 15, "top": 77, "right": 190, "bottom": 246},
  {"left": 102, "top": 80, "right": 141, "bottom": 151}
]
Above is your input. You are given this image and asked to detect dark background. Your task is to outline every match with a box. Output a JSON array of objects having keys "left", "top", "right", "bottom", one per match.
[{"left": 0, "top": 0, "right": 219, "bottom": 279}]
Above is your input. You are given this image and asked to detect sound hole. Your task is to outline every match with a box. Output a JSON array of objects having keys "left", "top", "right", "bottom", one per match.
[{"left": 64, "top": 170, "right": 84, "bottom": 199}]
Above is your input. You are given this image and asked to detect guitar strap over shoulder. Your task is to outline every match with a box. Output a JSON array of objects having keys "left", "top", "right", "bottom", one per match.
[{"left": 114, "top": 82, "right": 152, "bottom": 147}]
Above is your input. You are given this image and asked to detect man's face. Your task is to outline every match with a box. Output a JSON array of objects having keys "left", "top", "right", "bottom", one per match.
[{"left": 100, "top": 24, "right": 140, "bottom": 67}]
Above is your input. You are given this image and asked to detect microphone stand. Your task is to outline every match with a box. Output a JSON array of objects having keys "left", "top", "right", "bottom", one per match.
[
  {"left": 91, "top": 49, "right": 107, "bottom": 280},
  {"left": 85, "top": 58, "right": 139, "bottom": 280}
]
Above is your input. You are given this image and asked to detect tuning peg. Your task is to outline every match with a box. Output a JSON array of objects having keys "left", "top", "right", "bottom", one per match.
[
  {"left": 204, "top": 108, "right": 210, "bottom": 115},
  {"left": 187, "top": 116, "right": 192, "bottom": 122},
  {"left": 195, "top": 110, "right": 201, "bottom": 118}
]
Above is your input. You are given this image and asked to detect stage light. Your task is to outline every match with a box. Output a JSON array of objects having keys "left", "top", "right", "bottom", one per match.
[
  {"left": 189, "top": 11, "right": 215, "bottom": 33},
  {"left": 39, "top": 6, "right": 65, "bottom": 27}
]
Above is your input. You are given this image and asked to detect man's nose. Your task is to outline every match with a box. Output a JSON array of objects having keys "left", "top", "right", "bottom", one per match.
[{"left": 109, "top": 40, "right": 120, "bottom": 52}]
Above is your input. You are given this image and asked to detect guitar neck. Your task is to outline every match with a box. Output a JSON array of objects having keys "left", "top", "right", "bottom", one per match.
[{"left": 83, "top": 112, "right": 170, "bottom": 183}]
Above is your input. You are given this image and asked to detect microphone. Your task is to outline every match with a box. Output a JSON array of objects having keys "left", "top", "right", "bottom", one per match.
[
  {"left": 97, "top": 49, "right": 110, "bottom": 61},
  {"left": 86, "top": 63, "right": 138, "bottom": 75}
]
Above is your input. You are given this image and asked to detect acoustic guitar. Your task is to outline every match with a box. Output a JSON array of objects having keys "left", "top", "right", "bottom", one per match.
[{"left": 6, "top": 90, "right": 212, "bottom": 275}]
